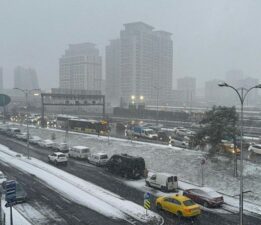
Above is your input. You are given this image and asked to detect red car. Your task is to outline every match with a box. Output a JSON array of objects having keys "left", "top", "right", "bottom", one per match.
[{"left": 183, "top": 187, "right": 224, "bottom": 208}]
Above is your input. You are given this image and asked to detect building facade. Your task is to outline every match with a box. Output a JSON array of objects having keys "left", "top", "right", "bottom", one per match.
[
  {"left": 105, "top": 39, "right": 121, "bottom": 106},
  {"left": 108, "top": 22, "right": 173, "bottom": 106},
  {"left": 177, "top": 77, "right": 196, "bottom": 107},
  {"left": 14, "top": 66, "right": 39, "bottom": 90},
  {"left": 59, "top": 43, "right": 102, "bottom": 92}
]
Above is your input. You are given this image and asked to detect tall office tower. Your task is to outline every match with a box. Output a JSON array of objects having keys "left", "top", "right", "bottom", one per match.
[
  {"left": 0, "top": 67, "right": 3, "bottom": 89},
  {"left": 177, "top": 77, "right": 196, "bottom": 106},
  {"left": 119, "top": 22, "right": 173, "bottom": 105},
  {"left": 14, "top": 66, "right": 39, "bottom": 90},
  {"left": 105, "top": 39, "right": 121, "bottom": 106},
  {"left": 59, "top": 43, "right": 102, "bottom": 92}
]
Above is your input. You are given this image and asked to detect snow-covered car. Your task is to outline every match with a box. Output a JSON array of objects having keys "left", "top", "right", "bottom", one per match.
[
  {"left": 29, "top": 136, "right": 42, "bottom": 145},
  {"left": 183, "top": 187, "right": 224, "bottom": 208},
  {"left": 38, "top": 139, "right": 56, "bottom": 148},
  {"left": 48, "top": 152, "right": 68, "bottom": 165},
  {"left": 248, "top": 143, "right": 261, "bottom": 155},
  {"left": 169, "top": 138, "right": 189, "bottom": 148},
  {"left": 16, "top": 132, "right": 31, "bottom": 141},
  {"left": 88, "top": 153, "right": 108, "bottom": 166}
]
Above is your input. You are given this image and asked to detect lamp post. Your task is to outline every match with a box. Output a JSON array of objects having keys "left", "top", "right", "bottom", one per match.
[
  {"left": 153, "top": 86, "right": 161, "bottom": 125},
  {"left": 218, "top": 82, "right": 261, "bottom": 225},
  {"left": 14, "top": 88, "right": 40, "bottom": 159}
]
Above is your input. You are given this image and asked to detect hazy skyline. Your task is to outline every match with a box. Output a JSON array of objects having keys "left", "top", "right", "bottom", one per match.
[{"left": 1, "top": 0, "right": 261, "bottom": 89}]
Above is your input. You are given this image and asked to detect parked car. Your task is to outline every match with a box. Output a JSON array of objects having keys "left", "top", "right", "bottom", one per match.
[
  {"left": 169, "top": 138, "right": 189, "bottom": 148},
  {"left": 2, "top": 181, "right": 27, "bottom": 203},
  {"left": 183, "top": 187, "right": 224, "bottom": 208},
  {"left": 69, "top": 146, "right": 91, "bottom": 159},
  {"left": 88, "top": 153, "right": 109, "bottom": 166},
  {"left": 145, "top": 172, "right": 178, "bottom": 192},
  {"left": 29, "top": 136, "right": 42, "bottom": 145},
  {"left": 106, "top": 154, "right": 146, "bottom": 179},
  {"left": 38, "top": 139, "right": 56, "bottom": 148},
  {"left": 248, "top": 143, "right": 261, "bottom": 155},
  {"left": 15, "top": 132, "right": 28, "bottom": 141},
  {"left": 221, "top": 142, "right": 240, "bottom": 155},
  {"left": 48, "top": 152, "right": 68, "bottom": 165},
  {"left": 5, "top": 127, "right": 21, "bottom": 137},
  {"left": 157, "top": 131, "right": 171, "bottom": 142},
  {"left": 156, "top": 194, "right": 201, "bottom": 218}
]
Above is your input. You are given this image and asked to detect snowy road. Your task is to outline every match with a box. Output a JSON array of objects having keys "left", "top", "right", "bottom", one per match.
[{"left": 0, "top": 134, "right": 260, "bottom": 225}]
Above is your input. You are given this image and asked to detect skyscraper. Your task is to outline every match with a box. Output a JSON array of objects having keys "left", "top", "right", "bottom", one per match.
[
  {"left": 105, "top": 39, "right": 121, "bottom": 106},
  {"left": 59, "top": 43, "right": 102, "bottom": 92},
  {"left": 177, "top": 77, "right": 196, "bottom": 106},
  {"left": 116, "top": 22, "right": 173, "bottom": 105},
  {"left": 14, "top": 66, "right": 39, "bottom": 90}
]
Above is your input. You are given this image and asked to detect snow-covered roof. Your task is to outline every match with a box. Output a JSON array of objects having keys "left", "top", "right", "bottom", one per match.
[{"left": 72, "top": 146, "right": 89, "bottom": 150}]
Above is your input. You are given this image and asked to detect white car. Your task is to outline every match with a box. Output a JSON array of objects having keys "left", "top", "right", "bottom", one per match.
[
  {"left": 88, "top": 153, "right": 108, "bottom": 166},
  {"left": 38, "top": 139, "right": 56, "bottom": 148},
  {"left": 169, "top": 138, "right": 189, "bottom": 148},
  {"left": 16, "top": 132, "right": 28, "bottom": 140},
  {"left": 248, "top": 144, "right": 261, "bottom": 155},
  {"left": 48, "top": 152, "right": 68, "bottom": 165},
  {"left": 29, "top": 136, "right": 42, "bottom": 144}
]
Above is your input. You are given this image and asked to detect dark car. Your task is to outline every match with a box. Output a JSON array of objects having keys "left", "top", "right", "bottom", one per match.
[
  {"left": 157, "top": 131, "right": 170, "bottom": 142},
  {"left": 106, "top": 154, "right": 146, "bottom": 179},
  {"left": 2, "top": 181, "right": 27, "bottom": 204},
  {"left": 183, "top": 187, "right": 224, "bottom": 208}
]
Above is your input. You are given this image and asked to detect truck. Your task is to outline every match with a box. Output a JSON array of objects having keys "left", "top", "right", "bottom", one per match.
[{"left": 126, "top": 126, "right": 158, "bottom": 140}]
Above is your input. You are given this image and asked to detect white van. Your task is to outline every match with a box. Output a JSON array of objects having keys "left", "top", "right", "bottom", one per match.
[
  {"left": 69, "top": 146, "right": 90, "bottom": 159},
  {"left": 145, "top": 172, "right": 178, "bottom": 192},
  {"left": 88, "top": 153, "right": 108, "bottom": 166}
]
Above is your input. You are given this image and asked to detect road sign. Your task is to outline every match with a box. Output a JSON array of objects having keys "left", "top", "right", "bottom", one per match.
[
  {"left": 144, "top": 192, "right": 151, "bottom": 200},
  {"left": 5, "top": 180, "right": 16, "bottom": 203},
  {"left": 144, "top": 199, "right": 151, "bottom": 209},
  {"left": 5, "top": 202, "right": 16, "bottom": 208},
  {"left": 0, "top": 94, "right": 11, "bottom": 106}
]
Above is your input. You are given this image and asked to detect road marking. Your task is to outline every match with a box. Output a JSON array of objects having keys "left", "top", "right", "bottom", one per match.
[
  {"left": 72, "top": 215, "right": 81, "bottom": 222},
  {"left": 55, "top": 204, "right": 63, "bottom": 210},
  {"left": 41, "top": 195, "right": 50, "bottom": 201},
  {"left": 61, "top": 196, "right": 71, "bottom": 204}
]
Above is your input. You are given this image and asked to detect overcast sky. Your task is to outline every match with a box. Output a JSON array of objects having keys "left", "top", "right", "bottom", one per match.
[{"left": 0, "top": 0, "right": 261, "bottom": 89}]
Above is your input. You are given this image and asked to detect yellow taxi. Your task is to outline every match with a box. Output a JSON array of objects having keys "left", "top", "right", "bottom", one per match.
[
  {"left": 156, "top": 194, "right": 201, "bottom": 218},
  {"left": 221, "top": 143, "right": 240, "bottom": 154}
]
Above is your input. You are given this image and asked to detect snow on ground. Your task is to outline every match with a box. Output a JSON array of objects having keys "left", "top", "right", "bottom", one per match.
[
  {"left": 4, "top": 123, "right": 261, "bottom": 215},
  {"left": 1, "top": 199, "right": 32, "bottom": 225},
  {"left": 0, "top": 144, "right": 162, "bottom": 224}
]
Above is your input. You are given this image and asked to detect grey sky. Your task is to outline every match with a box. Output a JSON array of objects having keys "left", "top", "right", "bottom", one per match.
[{"left": 0, "top": 0, "right": 261, "bottom": 89}]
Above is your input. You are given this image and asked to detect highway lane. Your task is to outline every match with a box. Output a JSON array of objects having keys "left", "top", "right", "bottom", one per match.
[
  {"left": 0, "top": 162, "right": 131, "bottom": 225},
  {"left": 0, "top": 134, "right": 260, "bottom": 225}
]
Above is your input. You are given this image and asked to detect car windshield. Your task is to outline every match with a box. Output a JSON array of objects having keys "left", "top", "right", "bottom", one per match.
[
  {"left": 183, "top": 200, "right": 195, "bottom": 206},
  {"left": 58, "top": 154, "right": 66, "bottom": 158},
  {"left": 81, "top": 149, "right": 89, "bottom": 153},
  {"left": 100, "top": 155, "right": 108, "bottom": 159}
]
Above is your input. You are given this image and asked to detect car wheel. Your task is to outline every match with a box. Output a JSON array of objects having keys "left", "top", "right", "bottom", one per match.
[
  {"left": 177, "top": 211, "right": 183, "bottom": 218},
  {"left": 161, "top": 186, "right": 166, "bottom": 192},
  {"left": 156, "top": 203, "right": 162, "bottom": 210},
  {"left": 203, "top": 201, "right": 209, "bottom": 208},
  {"left": 145, "top": 181, "right": 151, "bottom": 187}
]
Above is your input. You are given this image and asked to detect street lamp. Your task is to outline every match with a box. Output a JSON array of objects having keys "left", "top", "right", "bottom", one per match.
[
  {"left": 218, "top": 82, "right": 261, "bottom": 225},
  {"left": 14, "top": 88, "right": 41, "bottom": 159}
]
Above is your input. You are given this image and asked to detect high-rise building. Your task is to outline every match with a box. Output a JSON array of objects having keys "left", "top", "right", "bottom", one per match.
[
  {"left": 118, "top": 22, "right": 173, "bottom": 105},
  {"left": 177, "top": 77, "right": 196, "bottom": 106},
  {"left": 0, "top": 67, "right": 3, "bottom": 89},
  {"left": 14, "top": 66, "right": 39, "bottom": 90},
  {"left": 105, "top": 39, "right": 121, "bottom": 106},
  {"left": 59, "top": 43, "right": 102, "bottom": 92}
]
